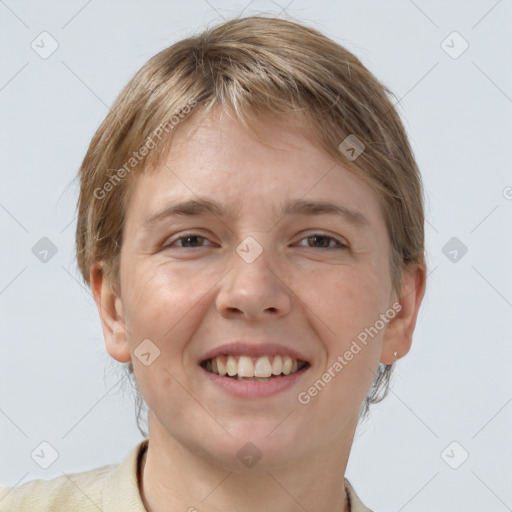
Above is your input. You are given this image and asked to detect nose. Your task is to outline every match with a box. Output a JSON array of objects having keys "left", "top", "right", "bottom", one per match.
[{"left": 215, "top": 241, "right": 292, "bottom": 322}]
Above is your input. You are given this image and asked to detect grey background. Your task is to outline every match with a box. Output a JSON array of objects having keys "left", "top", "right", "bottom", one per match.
[{"left": 1, "top": 1, "right": 511, "bottom": 511}]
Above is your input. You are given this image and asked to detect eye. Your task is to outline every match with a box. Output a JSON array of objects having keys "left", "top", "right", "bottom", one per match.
[
  {"left": 296, "top": 233, "right": 348, "bottom": 250},
  {"left": 164, "top": 233, "right": 214, "bottom": 249},
  {"left": 163, "top": 232, "right": 348, "bottom": 250}
]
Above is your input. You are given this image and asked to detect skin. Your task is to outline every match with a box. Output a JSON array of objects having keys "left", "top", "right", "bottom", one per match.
[{"left": 91, "top": 107, "right": 426, "bottom": 512}]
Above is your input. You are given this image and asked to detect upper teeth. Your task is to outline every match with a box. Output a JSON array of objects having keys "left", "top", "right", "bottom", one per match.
[{"left": 205, "top": 355, "right": 303, "bottom": 377}]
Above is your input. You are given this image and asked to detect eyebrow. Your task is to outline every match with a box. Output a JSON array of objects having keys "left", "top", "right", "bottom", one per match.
[{"left": 141, "top": 197, "right": 371, "bottom": 230}]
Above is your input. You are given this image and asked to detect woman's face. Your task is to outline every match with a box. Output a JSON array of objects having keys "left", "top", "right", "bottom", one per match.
[{"left": 108, "top": 109, "right": 401, "bottom": 469}]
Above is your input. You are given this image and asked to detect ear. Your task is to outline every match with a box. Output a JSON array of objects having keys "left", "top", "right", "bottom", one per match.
[
  {"left": 380, "top": 262, "right": 427, "bottom": 364},
  {"left": 90, "top": 262, "right": 131, "bottom": 363}
]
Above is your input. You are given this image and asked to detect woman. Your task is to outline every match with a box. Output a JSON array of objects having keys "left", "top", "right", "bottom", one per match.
[{"left": 0, "top": 15, "right": 426, "bottom": 511}]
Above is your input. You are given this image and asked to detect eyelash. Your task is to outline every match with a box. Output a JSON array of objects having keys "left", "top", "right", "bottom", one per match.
[{"left": 165, "top": 232, "right": 348, "bottom": 250}]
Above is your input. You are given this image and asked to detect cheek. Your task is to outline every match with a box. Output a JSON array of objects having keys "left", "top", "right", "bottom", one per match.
[
  {"left": 307, "top": 264, "right": 388, "bottom": 343},
  {"left": 122, "top": 262, "right": 214, "bottom": 360},
  {"left": 124, "top": 261, "right": 192, "bottom": 320}
]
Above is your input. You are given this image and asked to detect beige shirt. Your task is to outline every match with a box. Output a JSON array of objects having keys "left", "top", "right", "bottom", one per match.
[{"left": 0, "top": 440, "right": 373, "bottom": 511}]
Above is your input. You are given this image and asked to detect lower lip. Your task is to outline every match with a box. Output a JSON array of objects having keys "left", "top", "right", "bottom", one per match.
[{"left": 200, "top": 365, "right": 310, "bottom": 399}]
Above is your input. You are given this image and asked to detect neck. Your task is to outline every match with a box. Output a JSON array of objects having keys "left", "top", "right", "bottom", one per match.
[{"left": 138, "top": 419, "right": 356, "bottom": 512}]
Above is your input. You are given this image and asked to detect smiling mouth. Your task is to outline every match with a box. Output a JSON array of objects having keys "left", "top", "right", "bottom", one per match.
[{"left": 200, "top": 354, "right": 309, "bottom": 381}]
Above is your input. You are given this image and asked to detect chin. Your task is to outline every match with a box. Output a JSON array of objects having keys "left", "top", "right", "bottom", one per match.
[{"left": 199, "top": 426, "right": 307, "bottom": 472}]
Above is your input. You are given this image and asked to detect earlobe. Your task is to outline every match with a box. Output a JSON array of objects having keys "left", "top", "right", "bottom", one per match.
[
  {"left": 90, "top": 262, "right": 131, "bottom": 363},
  {"left": 110, "top": 317, "right": 131, "bottom": 363},
  {"left": 380, "top": 263, "right": 427, "bottom": 365}
]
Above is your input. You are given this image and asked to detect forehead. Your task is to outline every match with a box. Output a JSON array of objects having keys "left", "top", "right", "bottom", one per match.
[{"left": 124, "top": 109, "right": 386, "bottom": 235}]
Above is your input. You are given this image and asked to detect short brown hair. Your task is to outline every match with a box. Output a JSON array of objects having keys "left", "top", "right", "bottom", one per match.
[{"left": 75, "top": 15, "right": 426, "bottom": 435}]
